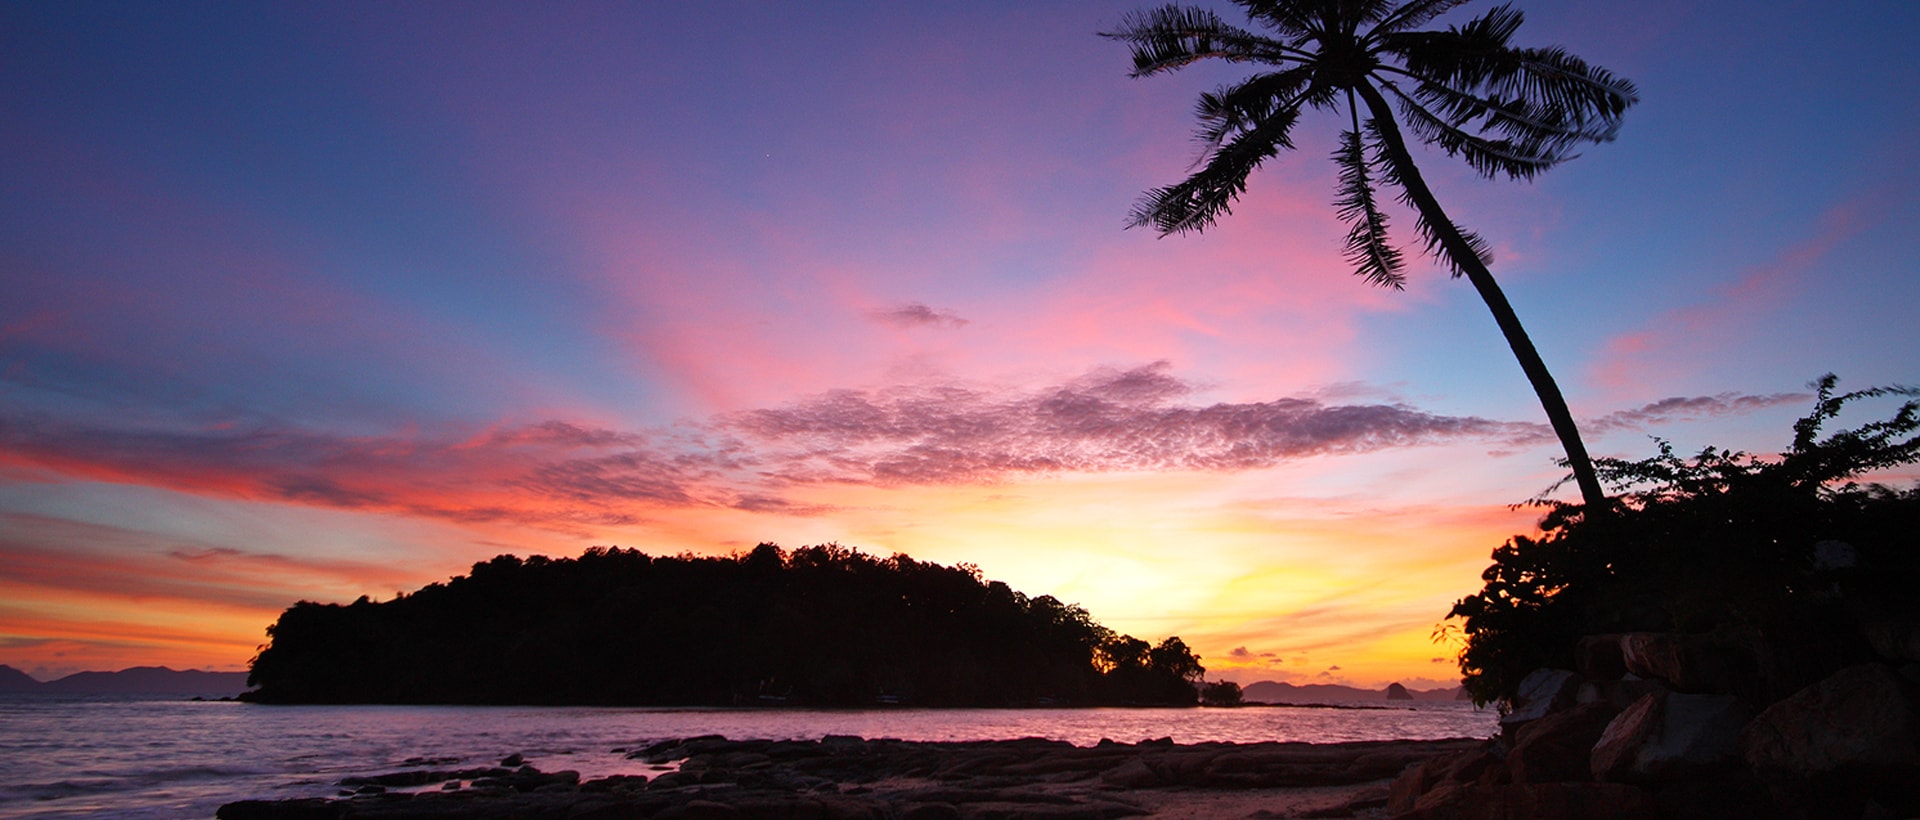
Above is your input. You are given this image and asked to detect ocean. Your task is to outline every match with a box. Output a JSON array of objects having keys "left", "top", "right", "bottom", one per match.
[{"left": 0, "top": 695, "right": 1495, "bottom": 819}]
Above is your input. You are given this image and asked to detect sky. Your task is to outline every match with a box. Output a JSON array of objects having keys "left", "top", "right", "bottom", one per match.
[{"left": 3, "top": 0, "right": 1917, "bottom": 688}]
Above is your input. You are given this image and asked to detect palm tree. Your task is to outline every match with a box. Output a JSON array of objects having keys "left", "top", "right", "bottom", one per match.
[{"left": 1104, "top": 0, "right": 1635, "bottom": 509}]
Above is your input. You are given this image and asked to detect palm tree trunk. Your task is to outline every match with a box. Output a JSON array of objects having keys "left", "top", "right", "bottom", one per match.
[{"left": 1355, "top": 83, "right": 1607, "bottom": 509}]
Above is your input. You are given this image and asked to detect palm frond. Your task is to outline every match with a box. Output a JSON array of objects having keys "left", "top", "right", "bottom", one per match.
[
  {"left": 1370, "top": 0, "right": 1473, "bottom": 37},
  {"left": 1380, "top": 5, "right": 1637, "bottom": 138},
  {"left": 1128, "top": 106, "right": 1302, "bottom": 234},
  {"left": 1384, "top": 81, "right": 1564, "bottom": 179},
  {"left": 1395, "top": 75, "right": 1619, "bottom": 146},
  {"left": 1333, "top": 129, "right": 1406, "bottom": 288},
  {"left": 1102, "top": 5, "right": 1296, "bottom": 77},
  {"left": 1370, "top": 120, "right": 1493, "bottom": 277},
  {"left": 1234, "top": 0, "right": 1328, "bottom": 39},
  {"left": 1192, "top": 66, "right": 1316, "bottom": 149}
]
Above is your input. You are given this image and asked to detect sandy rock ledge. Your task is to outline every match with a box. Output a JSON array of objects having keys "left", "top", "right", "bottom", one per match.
[{"left": 216, "top": 735, "right": 1484, "bottom": 819}]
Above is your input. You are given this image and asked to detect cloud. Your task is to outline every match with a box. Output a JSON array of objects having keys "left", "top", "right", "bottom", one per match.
[
  {"left": 0, "top": 414, "right": 726, "bottom": 532},
  {"left": 1229, "top": 646, "right": 1253, "bottom": 658},
  {"left": 0, "top": 513, "right": 420, "bottom": 612},
  {"left": 1588, "top": 392, "right": 1810, "bottom": 434},
  {"left": 726, "top": 362, "right": 1543, "bottom": 485},
  {"left": 870, "top": 302, "right": 968, "bottom": 329},
  {"left": 0, "top": 361, "right": 1817, "bottom": 530}
]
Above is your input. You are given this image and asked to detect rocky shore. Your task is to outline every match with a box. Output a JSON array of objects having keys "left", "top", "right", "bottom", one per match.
[
  {"left": 216, "top": 734, "right": 1485, "bottom": 819},
  {"left": 1387, "top": 633, "right": 1920, "bottom": 819}
]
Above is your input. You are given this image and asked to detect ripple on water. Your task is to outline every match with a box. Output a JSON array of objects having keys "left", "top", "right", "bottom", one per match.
[{"left": 0, "top": 696, "right": 1495, "bottom": 818}]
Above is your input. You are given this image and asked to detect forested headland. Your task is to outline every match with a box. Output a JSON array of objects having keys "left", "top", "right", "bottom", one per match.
[{"left": 243, "top": 543, "right": 1204, "bottom": 706}]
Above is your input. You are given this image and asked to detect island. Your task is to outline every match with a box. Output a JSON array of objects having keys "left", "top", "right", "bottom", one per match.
[{"left": 244, "top": 543, "right": 1206, "bottom": 707}]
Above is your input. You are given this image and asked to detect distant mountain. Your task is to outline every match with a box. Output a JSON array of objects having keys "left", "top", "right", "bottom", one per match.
[
  {"left": 0, "top": 665, "right": 248, "bottom": 697},
  {"left": 0, "top": 665, "right": 41, "bottom": 693},
  {"left": 1240, "top": 680, "right": 1464, "bottom": 704}
]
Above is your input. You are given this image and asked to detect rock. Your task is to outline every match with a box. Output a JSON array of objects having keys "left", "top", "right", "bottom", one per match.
[
  {"left": 659, "top": 799, "right": 742, "bottom": 819},
  {"left": 1479, "top": 782, "right": 1659, "bottom": 819},
  {"left": 1099, "top": 758, "right": 1159, "bottom": 789},
  {"left": 1743, "top": 663, "right": 1920, "bottom": 774},
  {"left": 1574, "top": 635, "right": 1627, "bottom": 681},
  {"left": 1742, "top": 662, "right": 1920, "bottom": 813},
  {"left": 1575, "top": 675, "right": 1666, "bottom": 712},
  {"left": 1387, "top": 683, "right": 1414, "bottom": 700},
  {"left": 1501, "top": 669, "right": 1582, "bottom": 731},
  {"left": 1590, "top": 691, "right": 1747, "bottom": 784},
  {"left": 1507, "top": 701, "right": 1618, "bottom": 784},
  {"left": 221, "top": 736, "right": 1479, "bottom": 819},
  {"left": 1396, "top": 782, "right": 1658, "bottom": 820},
  {"left": 1811, "top": 540, "right": 1857, "bottom": 571},
  {"left": 1649, "top": 771, "right": 1780, "bottom": 820},
  {"left": 1388, "top": 759, "right": 1435, "bottom": 814},
  {"left": 1388, "top": 747, "right": 1500, "bottom": 814},
  {"left": 1618, "top": 633, "right": 1756, "bottom": 695},
  {"left": 499, "top": 753, "right": 524, "bottom": 767},
  {"left": 1589, "top": 693, "right": 1659, "bottom": 783},
  {"left": 1862, "top": 617, "right": 1920, "bottom": 663},
  {"left": 216, "top": 798, "right": 343, "bottom": 819},
  {"left": 900, "top": 803, "right": 962, "bottom": 820}
]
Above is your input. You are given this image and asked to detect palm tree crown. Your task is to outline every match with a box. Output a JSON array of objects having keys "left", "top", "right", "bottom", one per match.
[{"left": 1105, "top": 0, "right": 1636, "bottom": 508}]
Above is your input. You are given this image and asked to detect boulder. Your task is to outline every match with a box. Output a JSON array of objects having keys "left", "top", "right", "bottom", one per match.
[
  {"left": 1574, "top": 635, "right": 1627, "bottom": 681},
  {"left": 1575, "top": 675, "right": 1666, "bottom": 712},
  {"left": 1590, "top": 690, "right": 1747, "bottom": 784},
  {"left": 1649, "top": 771, "right": 1781, "bottom": 820},
  {"left": 1507, "top": 701, "right": 1618, "bottom": 784},
  {"left": 1862, "top": 617, "right": 1920, "bottom": 663},
  {"left": 1501, "top": 669, "right": 1582, "bottom": 731},
  {"left": 1618, "top": 633, "right": 1756, "bottom": 695},
  {"left": 1389, "top": 747, "right": 1501, "bottom": 813},
  {"left": 1742, "top": 662, "right": 1920, "bottom": 813},
  {"left": 1388, "top": 759, "right": 1437, "bottom": 814}
]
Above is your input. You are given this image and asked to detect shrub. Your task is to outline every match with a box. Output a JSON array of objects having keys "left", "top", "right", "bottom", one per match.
[{"left": 1447, "top": 376, "right": 1920, "bottom": 705}]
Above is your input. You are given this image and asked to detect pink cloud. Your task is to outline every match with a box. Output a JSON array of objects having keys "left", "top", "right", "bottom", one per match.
[
  {"left": 870, "top": 303, "right": 969, "bottom": 329},
  {"left": 0, "top": 360, "right": 1809, "bottom": 536},
  {"left": 727, "top": 362, "right": 1543, "bottom": 485},
  {"left": 0, "top": 513, "right": 420, "bottom": 612}
]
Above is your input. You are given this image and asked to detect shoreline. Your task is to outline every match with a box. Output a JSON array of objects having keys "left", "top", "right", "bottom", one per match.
[{"left": 217, "top": 734, "right": 1484, "bottom": 819}]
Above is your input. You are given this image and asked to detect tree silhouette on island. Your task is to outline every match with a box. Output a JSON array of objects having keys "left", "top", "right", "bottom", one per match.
[
  {"left": 244, "top": 543, "right": 1205, "bottom": 707},
  {"left": 1104, "top": 0, "right": 1637, "bottom": 508}
]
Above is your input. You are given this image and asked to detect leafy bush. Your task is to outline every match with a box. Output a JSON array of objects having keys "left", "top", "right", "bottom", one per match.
[{"left": 1447, "top": 376, "right": 1920, "bottom": 704}]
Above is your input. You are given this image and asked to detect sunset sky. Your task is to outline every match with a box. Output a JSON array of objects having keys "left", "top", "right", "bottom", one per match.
[{"left": 3, "top": 1, "right": 1917, "bottom": 688}]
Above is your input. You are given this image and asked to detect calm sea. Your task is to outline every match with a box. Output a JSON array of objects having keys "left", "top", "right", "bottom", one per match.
[{"left": 0, "top": 695, "right": 1495, "bottom": 819}]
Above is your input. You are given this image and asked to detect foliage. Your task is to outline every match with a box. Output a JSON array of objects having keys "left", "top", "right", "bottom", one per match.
[
  {"left": 245, "top": 543, "right": 1203, "bottom": 707},
  {"left": 1448, "top": 376, "right": 1920, "bottom": 704},
  {"left": 1200, "top": 679, "right": 1245, "bottom": 707},
  {"left": 1104, "top": 0, "right": 1638, "bottom": 508}
]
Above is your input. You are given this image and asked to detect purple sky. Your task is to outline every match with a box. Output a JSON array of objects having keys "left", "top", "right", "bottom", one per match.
[{"left": 3, "top": 0, "right": 1916, "bottom": 685}]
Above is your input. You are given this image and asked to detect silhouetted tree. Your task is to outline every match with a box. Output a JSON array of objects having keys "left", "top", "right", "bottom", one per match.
[
  {"left": 245, "top": 543, "right": 1203, "bottom": 707},
  {"left": 1200, "top": 679, "right": 1245, "bottom": 706},
  {"left": 1105, "top": 0, "right": 1637, "bottom": 508},
  {"left": 1448, "top": 376, "right": 1920, "bottom": 703}
]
